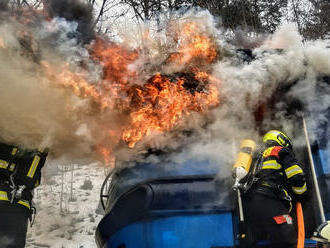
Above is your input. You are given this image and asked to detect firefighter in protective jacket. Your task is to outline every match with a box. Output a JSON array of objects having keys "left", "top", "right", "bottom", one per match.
[
  {"left": 243, "top": 130, "right": 307, "bottom": 248},
  {"left": 0, "top": 142, "right": 48, "bottom": 248}
]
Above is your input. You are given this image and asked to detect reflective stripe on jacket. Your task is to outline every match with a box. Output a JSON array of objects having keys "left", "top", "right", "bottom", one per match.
[
  {"left": 0, "top": 190, "right": 30, "bottom": 209},
  {"left": 0, "top": 143, "right": 48, "bottom": 190},
  {"left": 260, "top": 146, "right": 307, "bottom": 196}
]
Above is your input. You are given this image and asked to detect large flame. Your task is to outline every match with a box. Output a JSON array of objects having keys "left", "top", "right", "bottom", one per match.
[
  {"left": 122, "top": 73, "right": 219, "bottom": 148},
  {"left": 3, "top": 9, "right": 221, "bottom": 163},
  {"left": 41, "top": 20, "right": 221, "bottom": 161}
]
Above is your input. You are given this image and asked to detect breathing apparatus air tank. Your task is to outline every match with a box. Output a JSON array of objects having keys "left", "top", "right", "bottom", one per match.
[{"left": 232, "top": 139, "right": 256, "bottom": 190}]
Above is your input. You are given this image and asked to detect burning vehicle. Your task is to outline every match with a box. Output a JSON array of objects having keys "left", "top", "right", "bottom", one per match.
[
  {"left": 95, "top": 49, "right": 330, "bottom": 248},
  {"left": 93, "top": 32, "right": 330, "bottom": 248},
  {"left": 0, "top": 1, "right": 330, "bottom": 247}
]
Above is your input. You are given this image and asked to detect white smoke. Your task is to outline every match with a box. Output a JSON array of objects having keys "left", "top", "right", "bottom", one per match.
[
  {"left": 180, "top": 23, "right": 329, "bottom": 175},
  {"left": 0, "top": 9, "right": 329, "bottom": 168},
  {"left": 0, "top": 18, "right": 96, "bottom": 158}
]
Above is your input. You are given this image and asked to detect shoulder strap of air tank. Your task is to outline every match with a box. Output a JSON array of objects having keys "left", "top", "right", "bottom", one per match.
[
  {"left": 242, "top": 146, "right": 285, "bottom": 192},
  {"left": 241, "top": 150, "right": 264, "bottom": 192}
]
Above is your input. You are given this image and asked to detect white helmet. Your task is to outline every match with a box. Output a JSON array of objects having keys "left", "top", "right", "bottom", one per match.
[{"left": 312, "top": 221, "right": 330, "bottom": 244}]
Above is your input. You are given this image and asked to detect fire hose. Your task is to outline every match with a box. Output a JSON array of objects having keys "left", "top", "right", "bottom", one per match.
[{"left": 296, "top": 201, "right": 305, "bottom": 248}]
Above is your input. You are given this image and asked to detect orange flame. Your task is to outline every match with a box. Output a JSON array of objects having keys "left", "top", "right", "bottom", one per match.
[
  {"left": 42, "top": 61, "right": 102, "bottom": 101},
  {"left": 91, "top": 38, "right": 138, "bottom": 84},
  {"left": 40, "top": 21, "right": 221, "bottom": 161},
  {"left": 122, "top": 73, "right": 219, "bottom": 148},
  {"left": 167, "top": 22, "right": 217, "bottom": 65},
  {"left": 41, "top": 61, "right": 121, "bottom": 110},
  {"left": 3, "top": 5, "right": 221, "bottom": 163},
  {"left": 96, "top": 146, "right": 115, "bottom": 167}
]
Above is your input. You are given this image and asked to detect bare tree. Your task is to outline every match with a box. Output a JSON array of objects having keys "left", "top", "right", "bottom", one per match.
[
  {"left": 91, "top": 0, "right": 125, "bottom": 34},
  {"left": 118, "top": 0, "right": 190, "bottom": 22},
  {"left": 5, "top": 0, "right": 330, "bottom": 41},
  {"left": 303, "top": 0, "right": 330, "bottom": 39}
]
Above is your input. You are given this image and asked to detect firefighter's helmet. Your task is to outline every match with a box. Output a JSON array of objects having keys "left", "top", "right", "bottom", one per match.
[{"left": 263, "top": 130, "right": 292, "bottom": 149}]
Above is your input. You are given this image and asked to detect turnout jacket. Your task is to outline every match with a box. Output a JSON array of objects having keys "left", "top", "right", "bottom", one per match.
[
  {"left": 255, "top": 145, "right": 307, "bottom": 201},
  {"left": 0, "top": 142, "right": 48, "bottom": 210}
]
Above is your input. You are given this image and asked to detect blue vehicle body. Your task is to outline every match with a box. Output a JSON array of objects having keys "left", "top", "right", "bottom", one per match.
[
  {"left": 95, "top": 76, "right": 330, "bottom": 247},
  {"left": 314, "top": 146, "right": 330, "bottom": 220},
  {"left": 96, "top": 159, "right": 236, "bottom": 248}
]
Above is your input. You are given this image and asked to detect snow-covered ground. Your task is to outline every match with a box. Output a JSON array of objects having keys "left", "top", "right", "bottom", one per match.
[{"left": 26, "top": 162, "right": 109, "bottom": 248}]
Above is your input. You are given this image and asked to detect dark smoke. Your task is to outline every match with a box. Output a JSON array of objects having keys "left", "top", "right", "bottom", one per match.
[{"left": 45, "top": 0, "right": 95, "bottom": 44}]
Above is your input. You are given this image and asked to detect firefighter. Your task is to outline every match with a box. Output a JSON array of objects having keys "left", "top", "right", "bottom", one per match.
[
  {"left": 242, "top": 130, "right": 307, "bottom": 248},
  {"left": 0, "top": 142, "right": 48, "bottom": 248}
]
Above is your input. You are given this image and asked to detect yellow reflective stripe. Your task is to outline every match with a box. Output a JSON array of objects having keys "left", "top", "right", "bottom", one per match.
[
  {"left": 18, "top": 200, "right": 30, "bottom": 209},
  {"left": 0, "top": 191, "right": 30, "bottom": 208},
  {"left": 27, "top": 155, "right": 40, "bottom": 178},
  {"left": 11, "top": 148, "right": 17, "bottom": 155},
  {"left": 292, "top": 183, "right": 307, "bottom": 195},
  {"left": 0, "top": 191, "right": 9, "bottom": 201},
  {"left": 0, "top": 160, "right": 8, "bottom": 169},
  {"left": 285, "top": 165, "right": 303, "bottom": 179},
  {"left": 262, "top": 160, "right": 281, "bottom": 170}
]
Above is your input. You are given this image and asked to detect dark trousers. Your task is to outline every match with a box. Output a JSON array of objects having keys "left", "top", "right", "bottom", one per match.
[
  {"left": 0, "top": 201, "right": 29, "bottom": 248},
  {"left": 243, "top": 192, "right": 297, "bottom": 248}
]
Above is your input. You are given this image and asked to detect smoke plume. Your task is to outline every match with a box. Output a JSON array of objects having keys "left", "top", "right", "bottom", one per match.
[
  {"left": 45, "top": 0, "right": 95, "bottom": 43},
  {"left": 0, "top": 6, "right": 329, "bottom": 169}
]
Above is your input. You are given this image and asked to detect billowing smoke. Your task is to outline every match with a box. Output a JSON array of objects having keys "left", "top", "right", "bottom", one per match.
[
  {"left": 45, "top": 0, "right": 95, "bottom": 43},
  {"left": 0, "top": 6, "right": 99, "bottom": 159},
  {"left": 167, "top": 22, "right": 330, "bottom": 176},
  {"left": 0, "top": 5, "right": 329, "bottom": 169}
]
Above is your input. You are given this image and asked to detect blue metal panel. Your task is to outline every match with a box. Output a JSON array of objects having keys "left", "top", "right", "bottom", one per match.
[
  {"left": 315, "top": 147, "right": 330, "bottom": 218},
  {"left": 108, "top": 213, "right": 234, "bottom": 248},
  {"left": 318, "top": 148, "right": 330, "bottom": 175}
]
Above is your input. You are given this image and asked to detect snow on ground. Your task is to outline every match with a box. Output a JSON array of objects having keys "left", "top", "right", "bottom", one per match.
[{"left": 26, "top": 161, "right": 109, "bottom": 248}]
